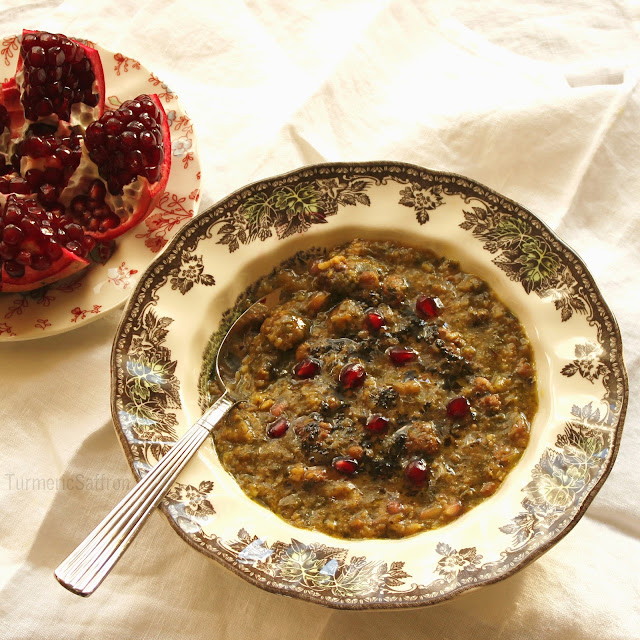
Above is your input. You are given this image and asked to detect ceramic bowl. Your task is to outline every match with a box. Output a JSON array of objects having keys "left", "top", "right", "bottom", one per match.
[{"left": 111, "top": 162, "right": 627, "bottom": 609}]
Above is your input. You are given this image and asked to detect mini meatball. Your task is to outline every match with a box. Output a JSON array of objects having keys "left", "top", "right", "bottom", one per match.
[
  {"left": 328, "top": 299, "right": 363, "bottom": 335},
  {"left": 406, "top": 421, "right": 441, "bottom": 455},
  {"left": 260, "top": 310, "right": 308, "bottom": 351}
]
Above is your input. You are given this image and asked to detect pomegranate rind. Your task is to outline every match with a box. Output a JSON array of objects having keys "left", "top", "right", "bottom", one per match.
[
  {"left": 86, "top": 94, "right": 172, "bottom": 241},
  {"left": 0, "top": 245, "right": 89, "bottom": 292}
]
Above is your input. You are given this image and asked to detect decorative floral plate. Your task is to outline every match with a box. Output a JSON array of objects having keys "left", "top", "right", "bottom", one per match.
[
  {"left": 111, "top": 162, "right": 627, "bottom": 609},
  {"left": 0, "top": 34, "right": 201, "bottom": 341}
]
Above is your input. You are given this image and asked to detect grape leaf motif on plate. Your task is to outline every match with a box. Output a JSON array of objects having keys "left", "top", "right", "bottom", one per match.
[
  {"left": 117, "top": 307, "right": 181, "bottom": 454},
  {"left": 166, "top": 481, "right": 216, "bottom": 519},
  {"left": 214, "top": 176, "right": 373, "bottom": 252},
  {"left": 187, "top": 527, "right": 411, "bottom": 601},
  {"left": 458, "top": 205, "right": 588, "bottom": 321},
  {"left": 398, "top": 183, "right": 444, "bottom": 223},
  {"left": 169, "top": 253, "right": 215, "bottom": 294},
  {"left": 561, "top": 342, "right": 607, "bottom": 383},
  {"left": 499, "top": 408, "right": 609, "bottom": 552}
]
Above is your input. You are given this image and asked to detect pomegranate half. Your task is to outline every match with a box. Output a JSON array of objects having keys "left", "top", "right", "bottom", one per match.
[{"left": 0, "top": 30, "right": 170, "bottom": 292}]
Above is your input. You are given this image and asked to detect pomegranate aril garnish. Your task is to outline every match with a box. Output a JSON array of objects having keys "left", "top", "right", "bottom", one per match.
[
  {"left": 293, "top": 357, "right": 321, "bottom": 379},
  {"left": 332, "top": 456, "right": 359, "bottom": 475},
  {"left": 266, "top": 417, "right": 289, "bottom": 439},
  {"left": 366, "top": 414, "right": 390, "bottom": 433},
  {"left": 405, "top": 458, "right": 430, "bottom": 486},
  {"left": 339, "top": 363, "right": 367, "bottom": 389},
  {"left": 446, "top": 396, "right": 471, "bottom": 419},
  {"left": 388, "top": 346, "right": 418, "bottom": 365},
  {"left": 416, "top": 295, "right": 444, "bottom": 318},
  {"left": 85, "top": 94, "right": 166, "bottom": 196},
  {"left": 365, "top": 307, "right": 385, "bottom": 330}
]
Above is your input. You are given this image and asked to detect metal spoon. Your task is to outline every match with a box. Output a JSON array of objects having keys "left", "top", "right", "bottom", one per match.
[{"left": 54, "top": 288, "right": 282, "bottom": 596}]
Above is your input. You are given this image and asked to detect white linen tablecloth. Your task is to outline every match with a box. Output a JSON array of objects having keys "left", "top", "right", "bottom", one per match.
[{"left": 0, "top": 1, "right": 638, "bottom": 638}]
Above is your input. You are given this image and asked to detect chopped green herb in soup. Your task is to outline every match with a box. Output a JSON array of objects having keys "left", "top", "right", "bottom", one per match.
[{"left": 210, "top": 239, "right": 537, "bottom": 539}]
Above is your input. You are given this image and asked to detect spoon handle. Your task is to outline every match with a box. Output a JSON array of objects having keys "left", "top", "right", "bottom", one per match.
[{"left": 54, "top": 392, "right": 235, "bottom": 596}]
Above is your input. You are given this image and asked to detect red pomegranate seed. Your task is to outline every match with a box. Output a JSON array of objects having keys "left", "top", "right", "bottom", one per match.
[
  {"left": 4, "top": 260, "right": 25, "bottom": 278},
  {"left": 447, "top": 396, "right": 471, "bottom": 419},
  {"left": 339, "top": 363, "right": 366, "bottom": 389},
  {"left": 31, "top": 254, "right": 52, "bottom": 271},
  {"left": 293, "top": 357, "right": 320, "bottom": 379},
  {"left": 365, "top": 308, "right": 385, "bottom": 330},
  {"left": 405, "top": 458, "right": 430, "bottom": 486},
  {"left": 0, "top": 242, "right": 17, "bottom": 260},
  {"left": 416, "top": 295, "right": 444, "bottom": 318},
  {"left": 266, "top": 417, "right": 289, "bottom": 439},
  {"left": 332, "top": 456, "right": 358, "bottom": 475},
  {"left": 16, "top": 249, "right": 32, "bottom": 265},
  {"left": 388, "top": 346, "right": 418, "bottom": 365},
  {"left": 366, "top": 414, "right": 389, "bottom": 433},
  {"left": 2, "top": 225, "right": 24, "bottom": 245}
]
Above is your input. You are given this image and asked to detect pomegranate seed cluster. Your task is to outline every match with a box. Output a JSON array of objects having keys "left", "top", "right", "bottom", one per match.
[
  {"left": 213, "top": 239, "right": 538, "bottom": 539},
  {"left": 20, "top": 31, "right": 99, "bottom": 121},
  {"left": 85, "top": 95, "right": 165, "bottom": 195},
  {"left": 0, "top": 194, "right": 94, "bottom": 279},
  {"left": 2, "top": 124, "right": 84, "bottom": 204}
]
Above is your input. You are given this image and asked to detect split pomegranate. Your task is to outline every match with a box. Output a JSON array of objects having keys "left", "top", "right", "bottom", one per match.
[
  {"left": 16, "top": 30, "right": 105, "bottom": 124},
  {"left": 0, "top": 30, "right": 171, "bottom": 292}
]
